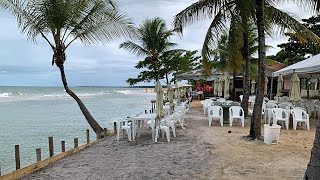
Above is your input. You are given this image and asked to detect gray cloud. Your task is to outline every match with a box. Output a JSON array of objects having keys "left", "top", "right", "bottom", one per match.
[{"left": 0, "top": 0, "right": 316, "bottom": 86}]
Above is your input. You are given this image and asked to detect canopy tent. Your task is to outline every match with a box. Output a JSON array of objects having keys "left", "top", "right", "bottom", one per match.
[{"left": 273, "top": 53, "right": 320, "bottom": 78}]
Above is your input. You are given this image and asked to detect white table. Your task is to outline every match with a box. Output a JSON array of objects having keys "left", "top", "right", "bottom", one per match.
[{"left": 132, "top": 113, "right": 156, "bottom": 141}]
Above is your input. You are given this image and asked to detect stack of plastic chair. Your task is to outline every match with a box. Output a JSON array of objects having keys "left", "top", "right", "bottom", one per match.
[
  {"left": 165, "top": 113, "right": 179, "bottom": 137},
  {"left": 208, "top": 106, "right": 223, "bottom": 126},
  {"left": 291, "top": 109, "right": 310, "bottom": 131},
  {"left": 174, "top": 105, "right": 187, "bottom": 129},
  {"left": 272, "top": 108, "right": 289, "bottom": 130},
  {"left": 229, "top": 106, "right": 245, "bottom": 127}
]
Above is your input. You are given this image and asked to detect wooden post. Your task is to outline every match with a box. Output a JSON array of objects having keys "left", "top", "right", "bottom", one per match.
[
  {"left": 36, "top": 148, "right": 41, "bottom": 162},
  {"left": 74, "top": 138, "right": 78, "bottom": 148},
  {"left": 104, "top": 128, "right": 108, "bottom": 137},
  {"left": 113, "top": 122, "right": 117, "bottom": 134},
  {"left": 48, "top": 137, "right": 54, "bottom": 157},
  {"left": 61, "top": 141, "right": 65, "bottom": 152},
  {"left": 86, "top": 129, "right": 90, "bottom": 144},
  {"left": 15, "top": 145, "right": 20, "bottom": 170},
  {"left": 96, "top": 133, "right": 99, "bottom": 140}
]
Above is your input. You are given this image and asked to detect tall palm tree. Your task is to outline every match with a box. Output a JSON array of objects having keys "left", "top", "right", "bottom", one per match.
[
  {"left": 174, "top": 0, "right": 320, "bottom": 138},
  {"left": 119, "top": 17, "right": 177, "bottom": 81},
  {"left": 1, "top": 0, "right": 135, "bottom": 136}
]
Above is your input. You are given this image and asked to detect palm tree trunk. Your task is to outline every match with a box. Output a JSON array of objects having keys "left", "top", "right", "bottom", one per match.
[
  {"left": 57, "top": 64, "right": 104, "bottom": 136},
  {"left": 250, "top": 0, "right": 266, "bottom": 139},
  {"left": 305, "top": 118, "right": 320, "bottom": 179},
  {"left": 241, "top": 18, "right": 250, "bottom": 117}
]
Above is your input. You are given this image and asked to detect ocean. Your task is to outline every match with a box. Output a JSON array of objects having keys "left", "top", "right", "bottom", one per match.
[{"left": 0, "top": 86, "right": 155, "bottom": 174}]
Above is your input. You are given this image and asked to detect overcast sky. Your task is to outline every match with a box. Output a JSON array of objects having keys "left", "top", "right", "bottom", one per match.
[{"left": 0, "top": 0, "right": 314, "bottom": 86}]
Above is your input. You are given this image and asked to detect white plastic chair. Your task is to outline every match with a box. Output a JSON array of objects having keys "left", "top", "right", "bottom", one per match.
[
  {"left": 218, "top": 98, "right": 226, "bottom": 102},
  {"left": 268, "top": 100, "right": 278, "bottom": 104},
  {"left": 155, "top": 121, "right": 170, "bottom": 142},
  {"left": 229, "top": 106, "right": 244, "bottom": 127},
  {"left": 272, "top": 108, "right": 289, "bottom": 130},
  {"left": 201, "top": 99, "right": 212, "bottom": 114},
  {"left": 117, "top": 119, "right": 132, "bottom": 141},
  {"left": 291, "top": 109, "right": 310, "bottom": 131},
  {"left": 162, "top": 114, "right": 177, "bottom": 137},
  {"left": 208, "top": 106, "right": 223, "bottom": 126},
  {"left": 278, "top": 103, "right": 292, "bottom": 110},
  {"left": 266, "top": 102, "right": 278, "bottom": 108}
]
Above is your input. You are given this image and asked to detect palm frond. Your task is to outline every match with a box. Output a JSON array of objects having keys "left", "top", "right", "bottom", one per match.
[
  {"left": 173, "top": 0, "right": 227, "bottom": 33},
  {"left": 201, "top": 11, "right": 227, "bottom": 75},
  {"left": 119, "top": 41, "right": 149, "bottom": 56},
  {"left": 266, "top": 5, "right": 320, "bottom": 44}
]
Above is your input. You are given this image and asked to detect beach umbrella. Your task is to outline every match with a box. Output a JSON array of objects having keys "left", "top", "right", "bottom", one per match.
[
  {"left": 167, "top": 84, "right": 174, "bottom": 113},
  {"left": 290, "top": 73, "right": 301, "bottom": 101},
  {"left": 175, "top": 82, "right": 180, "bottom": 103},
  {"left": 214, "top": 79, "right": 219, "bottom": 96},
  {"left": 217, "top": 75, "right": 223, "bottom": 97},
  {"left": 276, "top": 75, "right": 284, "bottom": 96},
  {"left": 223, "top": 73, "right": 230, "bottom": 99},
  {"left": 251, "top": 79, "right": 256, "bottom": 94},
  {"left": 217, "top": 75, "right": 223, "bottom": 96},
  {"left": 264, "top": 77, "right": 269, "bottom": 95}
]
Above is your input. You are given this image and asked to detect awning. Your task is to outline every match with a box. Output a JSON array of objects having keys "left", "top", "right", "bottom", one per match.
[{"left": 273, "top": 53, "right": 320, "bottom": 78}]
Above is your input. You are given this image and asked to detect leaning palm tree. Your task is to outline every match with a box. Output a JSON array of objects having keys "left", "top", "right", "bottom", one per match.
[
  {"left": 174, "top": 0, "right": 320, "bottom": 139},
  {"left": 119, "top": 17, "right": 177, "bottom": 81},
  {"left": 1, "top": 0, "right": 135, "bottom": 136}
]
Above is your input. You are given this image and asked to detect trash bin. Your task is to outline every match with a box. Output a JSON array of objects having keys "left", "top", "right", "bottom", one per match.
[{"left": 264, "top": 124, "right": 281, "bottom": 145}]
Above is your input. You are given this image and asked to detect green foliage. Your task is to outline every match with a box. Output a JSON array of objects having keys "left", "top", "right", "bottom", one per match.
[
  {"left": 126, "top": 50, "right": 201, "bottom": 85},
  {"left": 271, "top": 15, "right": 320, "bottom": 65},
  {"left": 120, "top": 17, "right": 200, "bottom": 85},
  {"left": 120, "top": 17, "right": 177, "bottom": 84},
  {"left": 174, "top": 0, "right": 320, "bottom": 74}
]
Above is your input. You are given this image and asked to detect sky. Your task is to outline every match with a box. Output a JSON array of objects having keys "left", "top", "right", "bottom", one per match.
[{"left": 0, "top": 0, "right": 315, "bottom": 86}]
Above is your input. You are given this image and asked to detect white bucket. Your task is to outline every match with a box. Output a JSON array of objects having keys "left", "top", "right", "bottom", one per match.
[{"left": 263, "top": 124, "right": 281, "bottom": 145}]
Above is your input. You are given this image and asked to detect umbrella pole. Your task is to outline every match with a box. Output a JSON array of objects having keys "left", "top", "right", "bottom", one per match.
[{"left": 270, "top": 76, "right": 274, "bottom": 99}]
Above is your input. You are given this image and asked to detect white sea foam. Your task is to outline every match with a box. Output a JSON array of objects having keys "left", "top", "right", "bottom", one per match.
[
  {"left": 0, "top": 93, "right": 12, "bottom": 97},
  {"left": 116, "top": 90, "right": 132, "bottom": 95}
]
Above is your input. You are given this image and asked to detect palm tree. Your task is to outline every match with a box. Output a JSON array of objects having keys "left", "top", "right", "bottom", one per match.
[
  {"left": 119, "top": 17, "right": 177, "bottom": 81},
  {"left": 174, "top": 0, "right": 320, "bottom": 138},
  {"left": 1, "top": 0, "right": 135, "bottom": 136}
]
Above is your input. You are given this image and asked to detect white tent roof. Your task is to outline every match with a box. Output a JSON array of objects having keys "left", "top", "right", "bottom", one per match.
[{"left": 273, "top": 54, "right": 320, "bottom": 78}]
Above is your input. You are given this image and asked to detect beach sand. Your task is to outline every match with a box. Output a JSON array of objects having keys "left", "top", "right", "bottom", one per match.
[{"left": 22, "top": 100, "right": 315, "bottom": 180}]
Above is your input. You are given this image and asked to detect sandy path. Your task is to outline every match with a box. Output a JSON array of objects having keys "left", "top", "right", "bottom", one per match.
[{"left": 23, "top": 100, "right": 315, "bottom": 180}]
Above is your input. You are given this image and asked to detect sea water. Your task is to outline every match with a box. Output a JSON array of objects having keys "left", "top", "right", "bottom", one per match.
[{"left": 0, "top": 86, "right": 155, "bottom": 174}]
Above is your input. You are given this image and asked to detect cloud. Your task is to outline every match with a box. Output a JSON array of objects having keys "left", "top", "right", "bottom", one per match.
[{"left": 0, "top": 0, "right": 316, "bottom": 86}]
